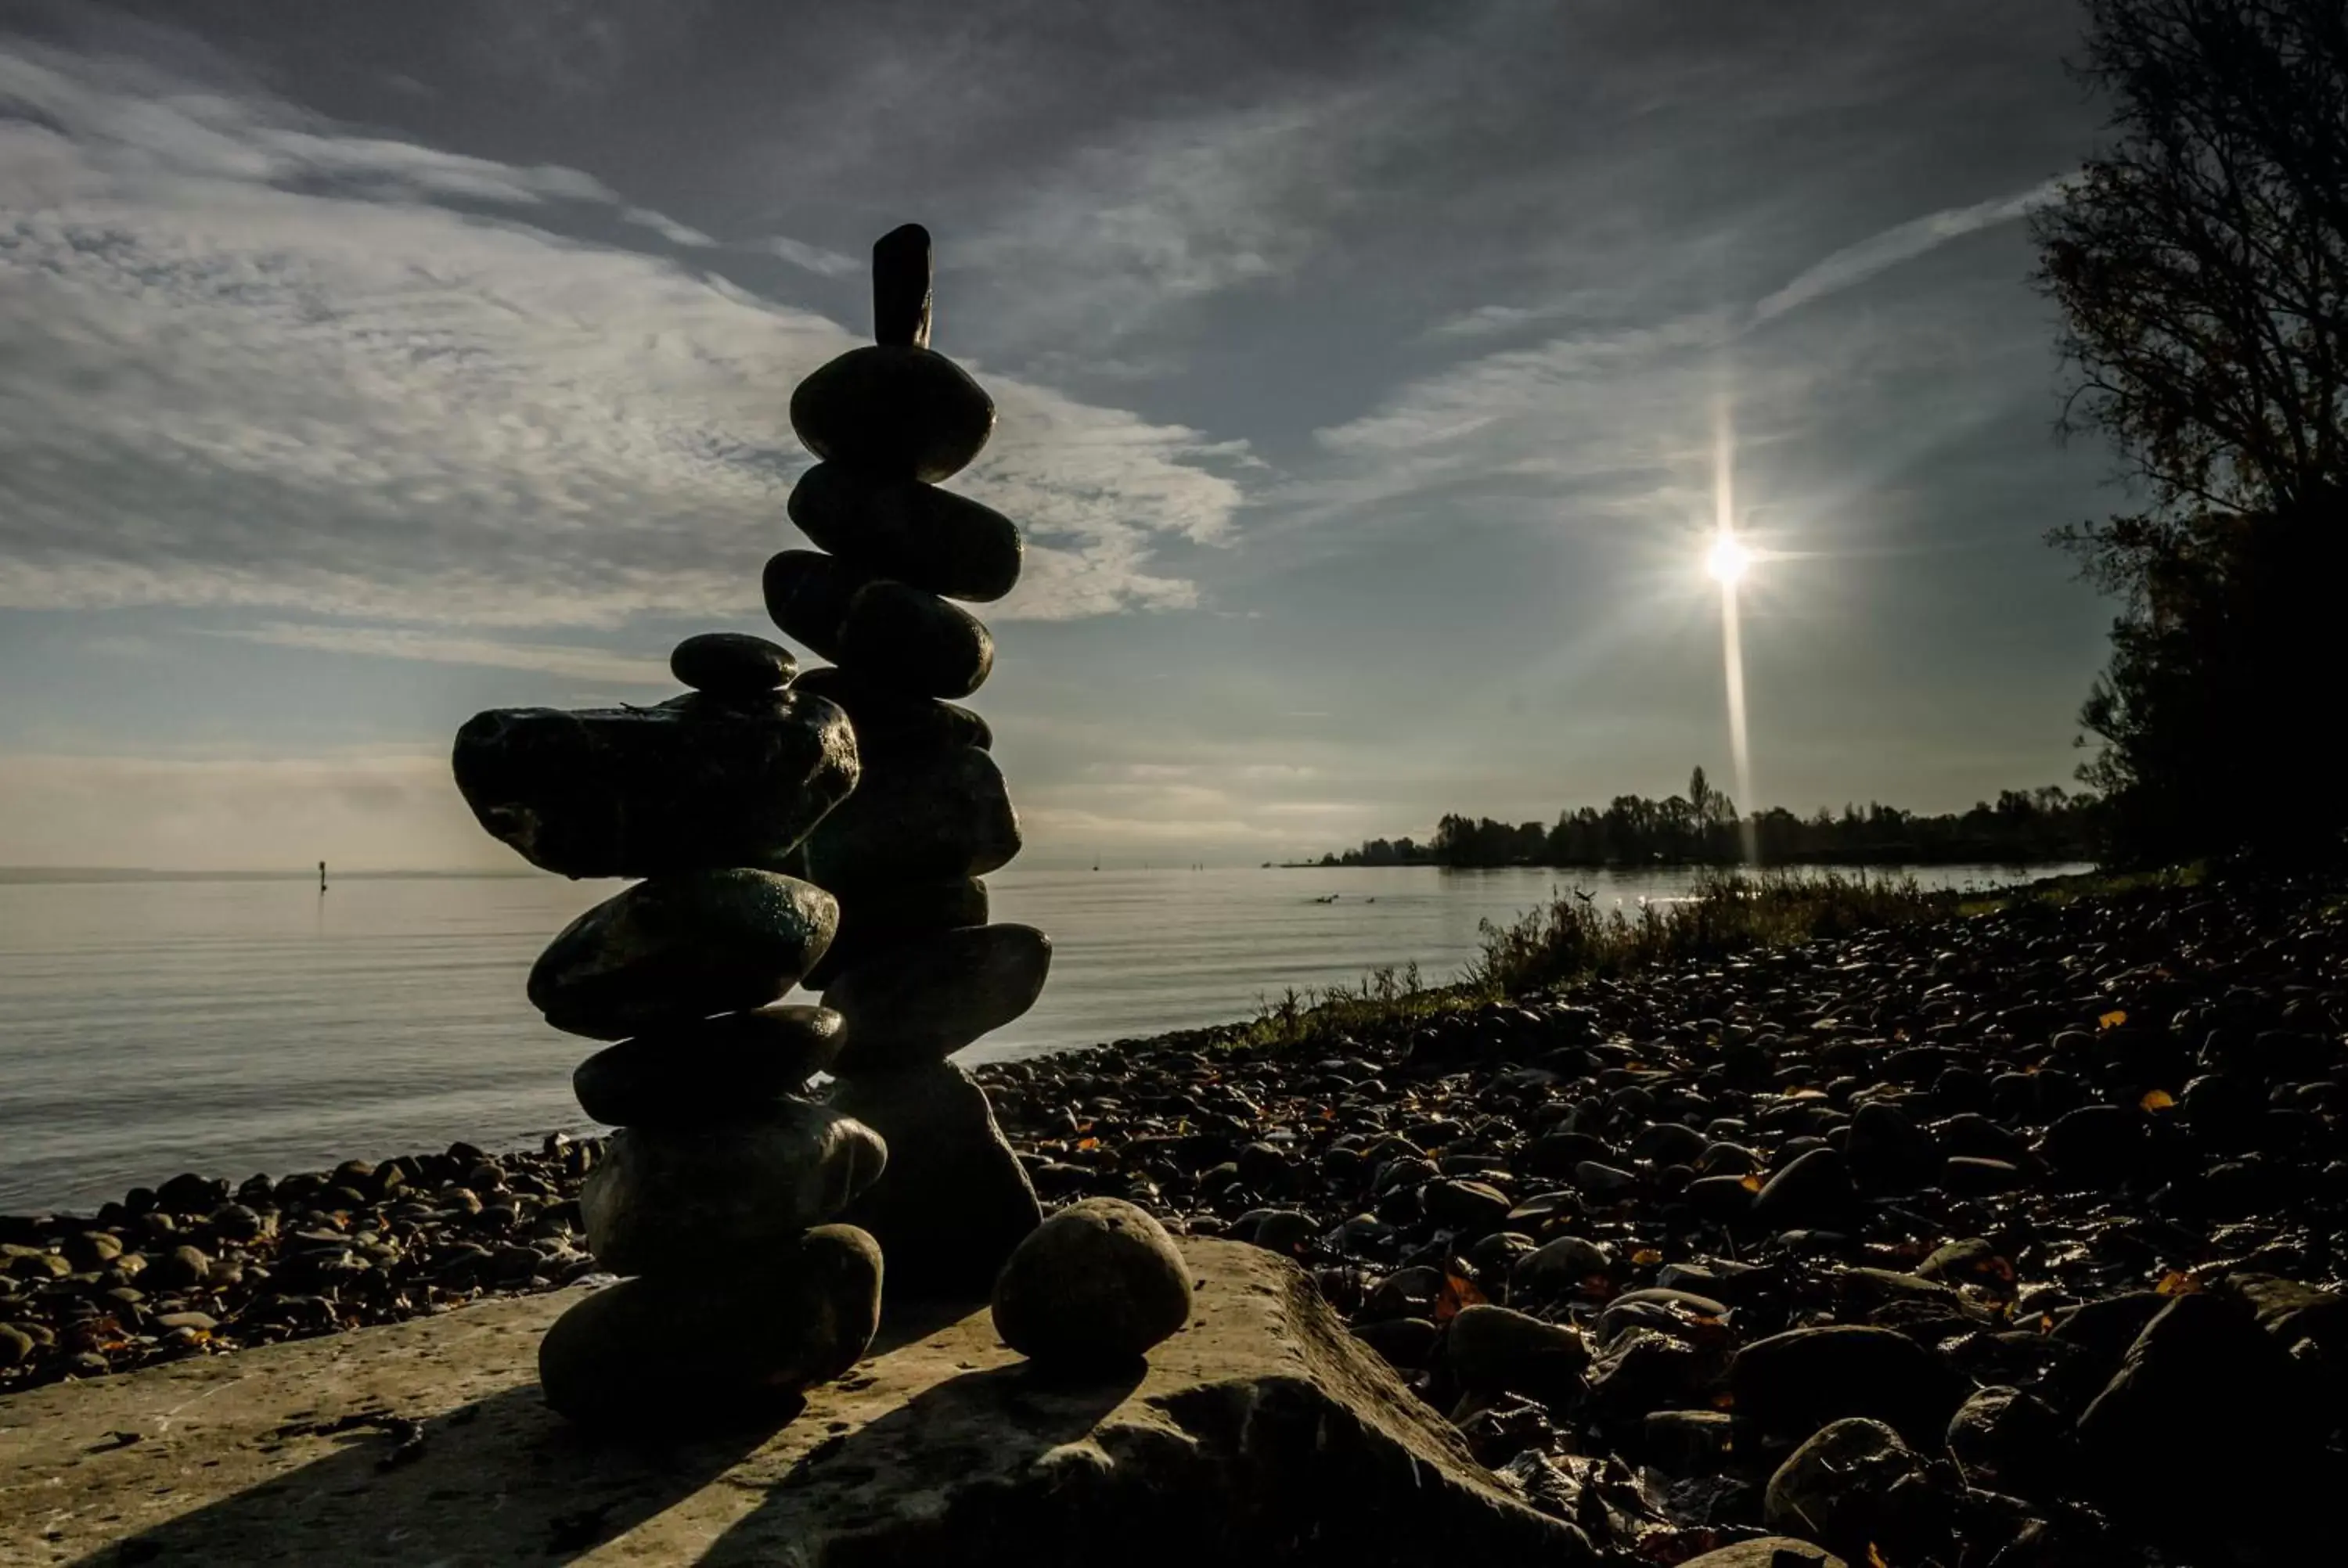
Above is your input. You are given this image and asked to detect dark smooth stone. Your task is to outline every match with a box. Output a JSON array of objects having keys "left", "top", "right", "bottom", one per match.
[
  {"left": 1729, "top": 1324, "right": 1962, "bottom": 1444},
  {"left": 764, "top": 553, "right": 995, "bottom": 699},
  {"left": 668, "top": 631, "right": 796, "bottom": 696},
  {"left": 790, "top": 345, "right": 994, "bottom": 482},
  {"left": 761, "top": 550, "right": 862, "bottom": 664},
  {"left": 837, "top": 581, "right": 994, "bottom": 699},
  {"left": 452, "top": 692, "right": 855, "bottom": 879},
  {"left": 798, "top": 746, "right": 1020, "bottom": 889},
  {"left": 991, "top": 1198, "right": 1192, "bottom": 1367},
  {"left": 580, "top": 1103, "right": 886, "bottom": 1273},
  {"left": 1945, "top": 1385, "right": 2066, "bottom": 1495},
  {"left": 2076, "top": 1293, "right": 2328, "bottom": 1554},
  {"left": 872, "top": 222, "right": 931, "bottom": 348},
  {"left": 828, "top": 1061, "right": 1040, "bottom": 1298},
  {"left": 1441, "top": 1304, "right": 1590, "bottom": 1401},
  {"left": 790, "top": 667, "right": 992, "bottom": 758},
  {"left": 538, "top": 1224, "right": 881, "bottom": 1428},
  {"left": 825, "top": 924, "right": 1051, "bottom": 1072},
  {"left": 1352, "top": 1315, "right": 1442, "bottom": 1369},
  {"left": 1845, "top": 1100, "right": 1939, "bottom": 1193},
  {"left": 804, "top": 876, "right": 989, "bottom": 990},
  {"left": 527, "top": 869, "right": 838, "bottom": 1040},
  {"left": 1750, "top": 1145, "right": 1858, "bottom": 1230},
  {"left": 571, "top": 1005, "right": 847, "bottom": 1126},
  {"left": 1762, "top": 1419, "right": 1925, "bottom": 1562},
  {"left": 789, "top": 463, "right": 1023, "bottom": 602}
]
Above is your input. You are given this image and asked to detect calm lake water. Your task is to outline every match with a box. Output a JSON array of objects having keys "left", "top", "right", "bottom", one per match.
[{"left": 0, "top": 864, "right": 2063, "bottom": 1211}]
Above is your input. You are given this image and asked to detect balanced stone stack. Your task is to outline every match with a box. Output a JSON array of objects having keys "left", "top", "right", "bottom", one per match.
[
  {"left": 767, "top": 223, "right": 1050, "bottom": 1298},
  {"left": 452, "top": 630, "right": 889, "bottom": 1426}
]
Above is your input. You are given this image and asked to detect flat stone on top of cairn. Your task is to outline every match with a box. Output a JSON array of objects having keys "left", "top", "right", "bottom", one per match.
[{"left": 770, "top": 222, "right": 1048, "bottom": 1300}]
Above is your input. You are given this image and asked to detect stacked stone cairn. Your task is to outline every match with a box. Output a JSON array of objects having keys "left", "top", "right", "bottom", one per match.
[
  {"left": 767, "top": 223, "right": 1050, "bottom": 1299},
  {"left": 451, "top": 574, "right": 884, "bottom": 1422}
]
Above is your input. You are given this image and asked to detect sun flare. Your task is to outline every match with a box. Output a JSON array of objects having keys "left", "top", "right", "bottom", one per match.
[{"left": 1705, "top": 531, "right": 1753, "bottom": 584}]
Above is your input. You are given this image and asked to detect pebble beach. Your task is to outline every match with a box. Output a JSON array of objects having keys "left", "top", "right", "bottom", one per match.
[{"left": 6, "top": 870, "right": 2344, "bottom": 1564}]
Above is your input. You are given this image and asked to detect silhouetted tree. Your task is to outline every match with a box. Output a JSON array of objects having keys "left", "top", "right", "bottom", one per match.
[
  {"left": 2034, "top": 0, "right": 2348, "bottom": 863},
  {"left": 1327, "top": 772, "right": 2096, "bottom": 867}
]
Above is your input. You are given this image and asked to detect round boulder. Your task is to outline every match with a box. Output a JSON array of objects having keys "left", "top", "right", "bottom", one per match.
[
  {"left": 992, "top": 1197, "right": 1193, "bottom": 1367},
  {"left": 581, "top": 1102, "right": 886, "bottom": 1274},
  {"left": 538, "top": 1224, "right": 882, "bottom": 1428}
]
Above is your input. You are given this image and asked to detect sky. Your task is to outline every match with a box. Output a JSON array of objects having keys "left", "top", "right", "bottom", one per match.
[{"left": 0, "top": 0, "right": 2125, "bottom": 871}]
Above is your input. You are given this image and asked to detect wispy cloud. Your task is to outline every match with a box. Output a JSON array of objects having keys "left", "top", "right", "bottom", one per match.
[
  {"left": 1750, "top": 177, "right": 2069, "bottom": 325},
  {"left": 209, "top": 624, "right": 672, "bottom": 685},
  {"left": 621, "top": 206, "right": 716, "bottom": 247},
  {"left": 0, "top": 39, "right": 1250, "bottom": 642},
  {"left": 751, "top": 236, "right": 861, "bottom": 277}
]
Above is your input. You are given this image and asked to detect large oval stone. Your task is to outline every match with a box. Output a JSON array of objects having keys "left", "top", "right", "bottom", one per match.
[
  {"left": 791, "top": 667, "right": 991, "bottom": 759},
  {"left": 803, "top": 876, "right": 989, "bottom": 990},
  {"left": 527, "top": 869, "right": 837, "bottom": 1040},
  {"left": 762, "top": 550, "right": 860, "bottom": 664},
  {"left": 581, "top": 1102, "right": 887, "bottom": 1274},
  {"left": 538, "top": 1224, "right": 881, "bottom": 1428},
  {"left": 790, "top": 345, "right": 995, "bottom": 482},
  {"left": 829, "top": 1062, "right": 1040, "bottom": 1298},
  {"left": 798, "top": 746, "right": 1019, "bottom": 890},
  {"left": 826, "top": 924, "right": 1050, "bottom": 1072},
  {"left": 789, "top": 464, "right": 1023, "bottom": 602},
  {"left": 992, "top": 1198, "right": 1193, "bottom": 1368},
  {"left": 572, "top": 1005, "right": 846, "bottom": 1126},
  {"left": 452, "top": 692, "right": 855, "bottom": 879},
  {"left": 837, "top": 580, "right": 994, "bottom": 699}
]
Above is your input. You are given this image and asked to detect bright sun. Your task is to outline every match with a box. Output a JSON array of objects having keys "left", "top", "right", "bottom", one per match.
[{"left": 1705, "top": 532, "right": 1753, "bottom": 585}]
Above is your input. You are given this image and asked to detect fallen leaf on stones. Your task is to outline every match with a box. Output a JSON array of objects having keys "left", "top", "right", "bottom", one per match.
[
  {"left": 2155, "top": 1270, "right": 2200, "bottom": 1296},
  {"left": 2140, "top": 1088, "right": 2175, "bottom": 1111},
  {"left": 1632, "top": 1248, "right": 1662, "bottom": 1266},
  {"left": 2099, "top": 1009, "right": 2128, "bottom": 1030},
  {"left": 1740, "top": 1174, "right": 1764, "bottom": 1192},
  {"left": 1435, "top": 1271, "right": 1486, "bottom": 1322}
]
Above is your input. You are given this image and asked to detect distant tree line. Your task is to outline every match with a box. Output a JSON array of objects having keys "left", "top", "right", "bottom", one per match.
[{"left": 1320, "top": 768, "right": 2097, "bottom": 869}]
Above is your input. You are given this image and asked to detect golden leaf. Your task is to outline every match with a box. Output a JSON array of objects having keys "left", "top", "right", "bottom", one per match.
[
  {"left": 1631, "top": 1248, "right": 1662, "bottom": 1267},
  {"left": 2155, "top": 1269, "right": 2201, "bottom": 1296},
  {"left": 2141, "top": 1088, "right": 2176, "bottom": 1111},
  {"left": 1433, "top": 1271, "right": 1486, "bottom": 1323},
  {"left": 1739, "top": 1173, "right": 1764, "bottom": 1192},
  {"left": 1075, "top": 1137, "right": 1100, "bottom": 1152},
  {"left": 2099, "top": 1009, "right": 2128, "bottom": 1030},
  {"left": 1868, "top": 1545, "right": 1889, "bottom": 1568}
]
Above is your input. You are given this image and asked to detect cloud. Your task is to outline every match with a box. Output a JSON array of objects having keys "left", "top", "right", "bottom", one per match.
[
  {"left": 955, "top": 89, "right": 1403, "bottom": 361},
  {"left": 210, "top": 624, "right": 672, "bottom": 685},
  {"left": 621, "top": 206, "right": 715, "bottom": 247},
  {"left": 1750, "top": 177, "right": 2069, "bottom": 325},
  {"left": 0, "top": 39, "right": 1248, "bottom": 646},
  {"left": 752, "top": 236, "right": 861, "bottom": 278}
]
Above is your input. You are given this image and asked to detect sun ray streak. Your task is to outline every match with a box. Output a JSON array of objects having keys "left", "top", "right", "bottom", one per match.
[{"left": 1714, "top": 396, "right": 1759, "bottom": 862}]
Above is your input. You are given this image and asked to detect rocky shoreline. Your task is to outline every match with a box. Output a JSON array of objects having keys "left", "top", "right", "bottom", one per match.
[{"left": 7, "top": 872, "right": 2346, "bottom": 1565}]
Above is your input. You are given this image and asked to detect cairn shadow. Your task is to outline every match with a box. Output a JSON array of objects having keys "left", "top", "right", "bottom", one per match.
[
  {"left": 72, "top": 1379, "right": 791, "bottom": 1566},
  {"left": 695, "top": 1355, "right": 1147, "bottom": 1566}
]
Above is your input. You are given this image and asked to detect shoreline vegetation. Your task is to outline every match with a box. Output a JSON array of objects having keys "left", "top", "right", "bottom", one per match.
[{"left": 1298, "top": 768, "right": 2098, "bottom": 870}]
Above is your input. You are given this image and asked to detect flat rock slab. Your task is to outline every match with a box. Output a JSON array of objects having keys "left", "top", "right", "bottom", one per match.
[{"left": 0, "top": 1240, "right": 1583, "bottom": 1566}]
